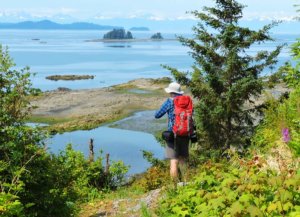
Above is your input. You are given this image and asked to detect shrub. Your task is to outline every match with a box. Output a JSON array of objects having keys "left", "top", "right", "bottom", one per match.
[{"left": 157, "top": 157, "right": 300, "bottom": 217}]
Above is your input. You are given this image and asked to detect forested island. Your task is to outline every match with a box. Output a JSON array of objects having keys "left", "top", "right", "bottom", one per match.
[
  {"left": 103, "top": 29, "right": 133, "bottom": 39},
  {"left": 151, "top": 32, "right": 164, "bottom": 39}
]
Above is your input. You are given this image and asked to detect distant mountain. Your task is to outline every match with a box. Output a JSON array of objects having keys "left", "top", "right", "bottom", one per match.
[
  {"left": 0, "top": 20, "right": 122, "bottom": 30},
  {"left": 129, "top": 27, "right": 150, "bottom": 31}
]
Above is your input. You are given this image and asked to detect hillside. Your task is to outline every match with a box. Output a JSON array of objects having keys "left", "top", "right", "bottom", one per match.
[{"left": 0, "top": 20, "right": 121, "bottom": 30}]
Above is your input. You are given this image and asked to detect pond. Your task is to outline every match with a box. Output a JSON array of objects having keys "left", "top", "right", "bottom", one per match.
[{"left": 45, "top": 111, "right": 167, "bottom": 175}]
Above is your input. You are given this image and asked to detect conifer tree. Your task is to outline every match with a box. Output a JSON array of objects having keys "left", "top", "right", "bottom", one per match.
[{"left": 166, "top": 0, "right": 282, "bottom": 148}]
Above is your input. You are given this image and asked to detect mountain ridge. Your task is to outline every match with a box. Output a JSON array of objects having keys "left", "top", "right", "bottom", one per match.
[{"left": 0, "top": 20, "right": 147, "bottom": 30}]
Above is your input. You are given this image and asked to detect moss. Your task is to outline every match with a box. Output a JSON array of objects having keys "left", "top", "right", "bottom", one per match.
[{"left": 26, "top": 116, "right": 72, "bottom": 125}]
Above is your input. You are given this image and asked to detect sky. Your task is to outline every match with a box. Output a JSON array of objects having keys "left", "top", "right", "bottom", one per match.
[{"left": 0, "top": 0, "right": 298, "bottom": 22}]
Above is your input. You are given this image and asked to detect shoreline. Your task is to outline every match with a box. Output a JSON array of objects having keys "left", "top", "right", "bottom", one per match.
[
  {"left": 29, "top": 78, "right": 171, "bottom": 134},
  {"left": 28, "top": 78, "right": 289, "bottom": 134}
]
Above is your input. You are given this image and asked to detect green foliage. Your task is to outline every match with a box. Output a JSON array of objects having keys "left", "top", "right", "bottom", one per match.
[
  {"left": 135, "top": 150, "right": 169, "bottom": 191},
  {"left": 0, "top": 45, "right": 129, "bottom": 216},
  {"left": 253, "top": 87, "right": 300, "bottom": 156},
  {"left": 141, "top": 203, "right": 153, "bottom": 217},
  {"left": 253, "top": 35, "right": 300, "bottom": 156},
  {"left": 164, "top": 0, "right": 282, "bottom": 148},
  {"left": 277, "top": 38, "right": 300, "bottom": 88},
  {"left": 142, "top": 150, "right": 166, "bottom": 168},
  {"left": 136, "top": 166, "right": 169, "bottom": 191},
  {"left": 157, "top": 157, "right": 300, "bottom": 217},
  {"left": 0, "top": 45, "right": 47, "bottom": 217}
]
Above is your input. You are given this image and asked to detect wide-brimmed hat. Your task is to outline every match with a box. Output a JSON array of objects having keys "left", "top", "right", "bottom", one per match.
[{"left": 164, "top": 82, "right": 184, "bottom": 94}]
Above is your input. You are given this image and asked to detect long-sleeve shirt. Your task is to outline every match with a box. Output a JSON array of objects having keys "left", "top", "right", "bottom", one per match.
[{"left": 155, "top": 97, "right": 175, "bottom": 131}]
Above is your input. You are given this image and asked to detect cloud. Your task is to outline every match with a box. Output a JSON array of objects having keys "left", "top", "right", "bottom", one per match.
[
  {"left": 0, "top": 8, "right": 77, "bottom": 19},
  {"left": 243, "top": 11, "right": 297, "bottom": 21}
]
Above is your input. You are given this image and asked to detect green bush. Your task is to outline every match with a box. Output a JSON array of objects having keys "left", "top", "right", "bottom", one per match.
[
  {"left": 253, "top": 86, "right": 300, "bottom": 156},
  {"left": 157, "top": 158, "right": 300, "bottom": 217},
  {"left": 0, "top": 45, "right": 129, "bottom": 216}
]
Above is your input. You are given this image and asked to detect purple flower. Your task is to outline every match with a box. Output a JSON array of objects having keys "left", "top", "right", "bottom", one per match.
[{"left": 282, "top": 128, "right": 291, "bottom": 143}]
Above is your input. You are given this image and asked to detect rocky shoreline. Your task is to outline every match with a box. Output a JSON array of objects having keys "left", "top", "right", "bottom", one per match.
[
  {"left": 29, "top": 78, "right": 289, "bottom": 134},
  {"left": 29, "top": 78, "right": 171, "bottom": 133}
]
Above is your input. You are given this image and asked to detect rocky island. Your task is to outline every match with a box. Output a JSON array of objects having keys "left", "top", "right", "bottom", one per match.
[
  {"left": 46, "top": 75, "right": 95, "bottom": 81},
  {"left": 103, "top": 29, "right": 133, "bottom": 39},
  {"left": 150, "top": 32, "right": 163, "bottom": 40}
]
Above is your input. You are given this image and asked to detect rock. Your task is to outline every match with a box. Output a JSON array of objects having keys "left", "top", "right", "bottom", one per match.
[
  {"left": 151, "top": 32, "right": 163, "bottom": 40},
  {"left": 103, "top": 29, "right": 134, "bottom": 39},
  {"left": 130, "top": 189, "right": 162, "bottom": 212},
  {"left": 46, "top": 75, "right": 95, "bottom": 81},
  {"left": 57, "top": 87, "right": 71, "bottom": 92}
]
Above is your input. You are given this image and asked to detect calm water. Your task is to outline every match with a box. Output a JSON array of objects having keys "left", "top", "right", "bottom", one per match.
[
  {"left": 47, "top": 126, "right": 164, "bottom": 175},
  {"left": 0, "top": 30, "right": 297, "bottom": 91}
]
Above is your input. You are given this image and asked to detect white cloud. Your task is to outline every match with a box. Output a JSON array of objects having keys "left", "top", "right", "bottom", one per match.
[
  {"left": 0, "top": 8, "right": 77, "bottom": 18},
  {"left": 243, "top": 11, "right": 297, "bottom": 21}
]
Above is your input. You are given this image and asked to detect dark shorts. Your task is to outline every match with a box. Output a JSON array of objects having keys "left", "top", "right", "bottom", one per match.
[{"left": 165, "top": 136, "right": 189, "bottom": 159}]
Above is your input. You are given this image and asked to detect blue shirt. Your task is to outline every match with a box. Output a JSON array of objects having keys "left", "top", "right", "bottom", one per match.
[{"left": 155, "top": 97, "right": 176, "bottom": 131}]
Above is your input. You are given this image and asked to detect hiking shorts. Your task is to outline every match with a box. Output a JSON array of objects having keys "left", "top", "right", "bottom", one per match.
[{"left": 165, "top": 136, "right": 189, "bottom": 159}]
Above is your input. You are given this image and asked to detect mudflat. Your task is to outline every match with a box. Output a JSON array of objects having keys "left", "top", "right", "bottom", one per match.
[
  {"left": 29, "top": 77, "right": 289, "bottom": 133},
  {"left": 29, "top": 78, "right": 170, "bottom": 133}
]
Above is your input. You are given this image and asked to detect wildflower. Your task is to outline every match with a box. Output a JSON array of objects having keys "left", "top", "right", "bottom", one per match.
[{"left": 282, "top": 128, "right": 291, "bottom": 143}]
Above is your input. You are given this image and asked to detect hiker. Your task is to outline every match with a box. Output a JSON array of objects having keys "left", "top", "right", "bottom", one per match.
[{"left": 155, "top": 82, "right": 193, "bottom": 183}]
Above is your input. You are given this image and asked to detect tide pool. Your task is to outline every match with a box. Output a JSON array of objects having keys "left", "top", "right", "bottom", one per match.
[{"left": 47, "top": 126, "right": 165, "bottom": 175}]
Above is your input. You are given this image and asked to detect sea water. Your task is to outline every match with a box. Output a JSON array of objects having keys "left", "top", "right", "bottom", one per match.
[{"left": 0, "top": 30, "right": 296, "bottom": 91}]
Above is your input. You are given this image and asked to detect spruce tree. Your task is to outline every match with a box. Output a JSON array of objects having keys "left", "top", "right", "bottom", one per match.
[{"left": 166, "top": 0, "right": 282, "bottom": 148}]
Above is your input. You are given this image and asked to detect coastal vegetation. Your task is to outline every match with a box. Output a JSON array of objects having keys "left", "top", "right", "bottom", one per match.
[
  {"left": 1, "top": 1, "right": 299, "bottom": 217},
  {"left": 0, "top": 45, "right": 128, "bottom": 216},
  {"left": 164, "top": 0, "right": 282, "bottom": 149},
  {"left": 155, "top": 1, "right": 300, "bottom": 216},
  {"left": 46, "top": 75, "right": 95, "bottom": 81}
]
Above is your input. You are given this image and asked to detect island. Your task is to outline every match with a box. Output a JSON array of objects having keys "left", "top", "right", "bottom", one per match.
[
  {"left": 103, "top": 29, "right": 133, "bottom": 39},
  {"left": 0, "top": 20, "right": 121, "bottom": 30},
  {"left": 46, "top": 75, "right": 95, "bottom": 81},
  {"left": 151, "top": 32, "right": 163, "bottom": 40}
]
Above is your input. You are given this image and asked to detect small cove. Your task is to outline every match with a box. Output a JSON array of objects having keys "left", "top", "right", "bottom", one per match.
[{"left": 46, "top": 111, "right": 167, "bottom": 175}]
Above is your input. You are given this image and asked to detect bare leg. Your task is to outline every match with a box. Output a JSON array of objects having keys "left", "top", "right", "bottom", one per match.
[{"left": 170, "top": 159, "right": 179, "bottom": 187}]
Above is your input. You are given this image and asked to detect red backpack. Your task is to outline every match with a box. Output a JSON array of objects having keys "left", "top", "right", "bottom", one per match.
[{"left": 172, "top": 95, "right": 194, "bottom": 136}]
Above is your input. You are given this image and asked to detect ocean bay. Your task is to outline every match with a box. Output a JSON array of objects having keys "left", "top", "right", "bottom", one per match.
[{"left": 0, "top": 29, "right": 296, "bottom": 91}]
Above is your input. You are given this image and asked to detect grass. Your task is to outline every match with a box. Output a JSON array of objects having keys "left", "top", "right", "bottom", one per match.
[
  {"left": 25, "top": 115, "right": 73, "bottom": 125},
  {"left": 79, "top": 185, "right": 146, "bottom": 217}
]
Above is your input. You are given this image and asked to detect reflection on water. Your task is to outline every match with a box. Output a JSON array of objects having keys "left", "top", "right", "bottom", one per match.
[
  {"left": 108, "top": 110, "right": 167, "bottom": 134},
  {"left": 48, "top": 126, "right": 164, "bottom": 175}
]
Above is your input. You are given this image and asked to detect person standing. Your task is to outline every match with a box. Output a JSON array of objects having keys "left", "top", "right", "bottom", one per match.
[{"left": 155, "top": 82, "right": 192, "bottom": 184}]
